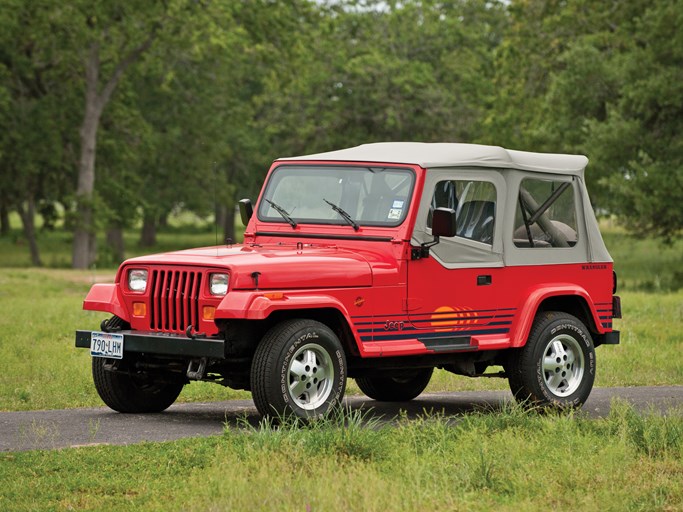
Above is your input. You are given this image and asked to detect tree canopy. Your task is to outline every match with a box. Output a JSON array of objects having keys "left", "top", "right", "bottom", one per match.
[{"left": 0, "top": 0, "right": 680, "bottom": 266}]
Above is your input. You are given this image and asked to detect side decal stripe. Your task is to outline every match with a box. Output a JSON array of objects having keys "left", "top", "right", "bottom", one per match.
[{"left": 361, "top": 327, "right": 510, "bottom": 342}]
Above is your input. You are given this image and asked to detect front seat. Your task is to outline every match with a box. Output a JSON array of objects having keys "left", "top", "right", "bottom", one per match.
[{"left": 455, "top": 200, "right": 495, "bottom": 244}]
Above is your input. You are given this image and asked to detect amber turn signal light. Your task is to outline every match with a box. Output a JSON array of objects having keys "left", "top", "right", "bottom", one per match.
[
  {"left": 133, "top": 302, "right": 147, "bottom": 317},
  {"left": 263, "top": 292, "right": 285, "bottom": 300},
  {"left": 203, "top": 306, "right": 216, "bottom": 320}
]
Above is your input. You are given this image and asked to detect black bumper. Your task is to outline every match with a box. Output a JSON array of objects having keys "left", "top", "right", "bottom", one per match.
[{"left": 75, "top": 330, "right": 225, "bottom": 359}]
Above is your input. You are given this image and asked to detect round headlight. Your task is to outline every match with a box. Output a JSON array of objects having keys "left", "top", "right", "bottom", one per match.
[
  {"left": 210, "top": 273, "right": 229, "bottom": 296},
  {"left": 128, "top": 269, "right": 148, "bottom": 293}
]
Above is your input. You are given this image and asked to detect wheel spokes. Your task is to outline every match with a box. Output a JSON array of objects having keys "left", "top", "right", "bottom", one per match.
[
  {"left": 552, "top": 340, "right": 567, "bottom": 360},
  {"left": 286, "top": 344, "right": 336, "bottom": 410},
  {"left": 542, "top": 334, "right": 586, "bottom": 397},
  {"left": 543, "top": 355, "right": 558, "bottom": 372},
  {"left": 546, "top": 372, "right": 565, "bottom": 392},
  {"left": 289, "top": 359, "right": 306, "bottom": 379},
  {"left": 303, "top": 349, "right": 317, "bottom": 368},
  {"left": 289, "top": 377, "right": 308, "bottom": 400}
]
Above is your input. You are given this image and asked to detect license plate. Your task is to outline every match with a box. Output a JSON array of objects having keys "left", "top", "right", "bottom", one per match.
[{"left": 90, "top": 331, "right": 124, "bottom": 359}]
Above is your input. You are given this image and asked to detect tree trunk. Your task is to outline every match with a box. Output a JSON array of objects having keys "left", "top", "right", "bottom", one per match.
[
  {"left": 0, "top": 203, "right": 9, "bottom": 236},
  {"left": 223, "top": 204, "right": 236, "bottom": 243},
  {"left": 17, "top": 198, "right": 43, "bottom": 267},
  {"left": 158, "top": 211, "right": 169, "bottom": 229},
  {"left": 140, "top": 213, "right": 157, "bottom": 247},
  {"left": 106, "top": 225, "right": 125, "bottom": 263},
  {"left": 72, "top": 43, "right": 104, "bottom": 269},
  {"left": 72, "top": 35, "right": 157, "bottom": 269}
]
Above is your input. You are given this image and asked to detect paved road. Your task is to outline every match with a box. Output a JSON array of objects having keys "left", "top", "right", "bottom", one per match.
[{"left": 1, "top": 386, "right": 681, "bottom": 452}]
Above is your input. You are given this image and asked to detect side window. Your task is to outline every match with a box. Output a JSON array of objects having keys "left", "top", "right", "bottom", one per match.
[
  {"left": 428, "top": 180, "right": 496, "bottom": 245},
  {"left": 514, "top": 178, "right": 578, "bottom": 248}
]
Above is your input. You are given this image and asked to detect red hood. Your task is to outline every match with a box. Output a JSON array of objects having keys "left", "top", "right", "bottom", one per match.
[{"left": 123, "top": 243, "right": 373, "bottom": 290}]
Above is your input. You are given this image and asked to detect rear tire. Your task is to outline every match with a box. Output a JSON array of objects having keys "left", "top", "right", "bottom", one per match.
[
  {"left": 92, "top": 357, "right": 184, "bottom": 413},
  {"left": 250, "top": 319, "right": 347, "bottom": 420},
  {"left": 506, "top": 311, "right": 595, "bottom": 409},
  {"left": 356, "top": 368, "right": 433, "bottom": 402}
]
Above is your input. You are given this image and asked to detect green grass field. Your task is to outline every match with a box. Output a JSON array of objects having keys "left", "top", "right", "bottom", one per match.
[
  {"left": 0, "top": 212, "right": 227, "bottom": 269},
  {"left": 1, "top": 403, "right": 681, "bottom": 511}
]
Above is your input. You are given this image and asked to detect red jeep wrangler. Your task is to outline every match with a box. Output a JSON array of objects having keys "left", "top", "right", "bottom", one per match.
[{"left": 76, "top": 143, "right": 621, "bottom": 418}]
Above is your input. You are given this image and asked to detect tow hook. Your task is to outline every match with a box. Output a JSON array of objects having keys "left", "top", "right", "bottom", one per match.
[
  {"left": 186, "top": 357, "right": 207, "bottom": 380},
  {"left": 185, "top": 325, "right": 206, "bottom": 339}
]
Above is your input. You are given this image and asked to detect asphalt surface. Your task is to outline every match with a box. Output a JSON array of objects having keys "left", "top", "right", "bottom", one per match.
[{"left": 1, "top": 386, "right": 681, "bottom": 452}]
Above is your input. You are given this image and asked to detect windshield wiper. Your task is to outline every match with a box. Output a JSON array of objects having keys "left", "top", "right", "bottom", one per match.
[
  {"left": 324, "top": 199, "right": 359, "bottom": 231},
  {"left": 264, "top": 199, "right": 297, "bottom": 229}
]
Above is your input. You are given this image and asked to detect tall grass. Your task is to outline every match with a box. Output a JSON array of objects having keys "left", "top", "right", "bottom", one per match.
[{"left": 1, "top": 402, "right": 681, "bottom": 511}]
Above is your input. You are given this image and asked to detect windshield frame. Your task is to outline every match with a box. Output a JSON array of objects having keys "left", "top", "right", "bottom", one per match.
[{"left": 256, "top": 164, "right": 417, "bottom": 229}]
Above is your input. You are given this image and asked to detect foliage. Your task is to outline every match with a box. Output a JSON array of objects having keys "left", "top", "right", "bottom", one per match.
[
  {"left": 0, "top": 1, "right": 80, "bottom": 224},
  {"left": 257, "top": 0, "right": 507, "bottom": 156},
  {"left": 0, "top": 0, "right": 681, "bottom": 265},
  {"left": 486, "top": 0, "right": 683, "bottom": 237}
]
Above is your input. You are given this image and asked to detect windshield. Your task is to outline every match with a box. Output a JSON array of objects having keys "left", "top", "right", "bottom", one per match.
[{"left": 257, "top": 165, "right": 415, "bottom": 228}]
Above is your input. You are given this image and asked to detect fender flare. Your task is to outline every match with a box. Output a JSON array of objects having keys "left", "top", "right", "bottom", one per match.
[
  {"left": 82, "top": 283, "right": 129, "bottom": 321},
  {"left": 215, "top": 290, "right": 364, "bottom": 351},
  {"left": 512, "top": 284, "right": 602, "bottom": 348}
]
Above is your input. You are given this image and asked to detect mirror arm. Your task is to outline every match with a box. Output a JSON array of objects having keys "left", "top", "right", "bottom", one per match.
[{"left": 411, "top": 235, "right": 440, "bottom": 260}]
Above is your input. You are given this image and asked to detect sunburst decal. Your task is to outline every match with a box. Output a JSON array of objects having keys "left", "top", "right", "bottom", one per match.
[{"left": 430, "top": 306, "right": 479, "bottom": 331}]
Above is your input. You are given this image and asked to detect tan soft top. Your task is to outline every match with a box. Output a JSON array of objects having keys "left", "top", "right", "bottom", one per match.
[{"left": 281, "top": 142, "right": 589, "bottom": 176}]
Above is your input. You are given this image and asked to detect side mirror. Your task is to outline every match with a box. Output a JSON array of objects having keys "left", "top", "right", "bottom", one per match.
[
  {"left": 238, "top": 198, "right": 253, "bottom": 226},
  {"left": 431, "top": 207, "right": 457, "bottom": 238},
  {"left": 412, "top": 207, "right": 456, "bottom": 260}
]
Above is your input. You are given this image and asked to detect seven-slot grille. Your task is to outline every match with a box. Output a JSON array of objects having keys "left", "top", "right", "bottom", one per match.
[{"left": 149, "top": 269, "right": 202, "bottom": 333}]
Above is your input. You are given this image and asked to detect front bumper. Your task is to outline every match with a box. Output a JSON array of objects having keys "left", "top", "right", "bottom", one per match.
[{"left": 75, "top": 330, "right": 225, "bottom": 359}]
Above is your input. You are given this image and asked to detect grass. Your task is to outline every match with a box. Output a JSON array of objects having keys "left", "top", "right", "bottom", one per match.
[
  {"left": 0, "top": 402, "right": 681, "bottom": 511},
  {"left": 601, "top": 227, "right": 683, "bottom": 292}
]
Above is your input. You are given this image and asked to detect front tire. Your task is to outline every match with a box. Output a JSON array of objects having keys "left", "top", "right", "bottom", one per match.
[
  {"left": 250, "top": 319, "right": 347, "bottom": 420},
  {"left": 92, "top": 357, "right": 184, "bottom": 413},
  {"left": 356, "top": 368, "right": 433, "bottom": 401},
  {"left": 506, "top": 311, "right": 595, "bottom": 408}
]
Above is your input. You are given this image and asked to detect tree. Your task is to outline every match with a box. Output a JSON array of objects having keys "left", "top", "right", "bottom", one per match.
[
  {"left": 124, "top": 0, "right": 303, "bottom": 246},
  {"left": 69, "top": 1, "right": 176, "bottom": 268},
  {"left": 257, "top": 0, "right": 506, "bottom": 155},
  {"left": 585, "top": 0, "right": 683, "bottom": 241},
  {"left": 486, "top": 0, "right": 682, "bottom": 240},
  {"left": 0, "top": 0, "right": 79, "bottom": 265}
]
